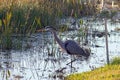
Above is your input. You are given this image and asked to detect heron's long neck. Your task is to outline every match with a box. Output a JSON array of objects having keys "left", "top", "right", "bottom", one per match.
[{"left": 52, "top": 31, "right": 64, "bottom": 48}]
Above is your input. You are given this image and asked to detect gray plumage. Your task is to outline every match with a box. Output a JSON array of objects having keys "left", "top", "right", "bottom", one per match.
[{"left": 64, "top": 40, "right": 89, "bottom": 57}]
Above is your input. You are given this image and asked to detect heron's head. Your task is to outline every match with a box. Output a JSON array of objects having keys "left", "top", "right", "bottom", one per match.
[{"left": 44, "top": 26, "right": 57, "bottom": 32}]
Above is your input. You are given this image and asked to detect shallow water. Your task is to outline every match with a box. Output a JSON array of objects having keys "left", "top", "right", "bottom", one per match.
[{"left": 0, "top": 20, "right": 120, "bottom": 80}]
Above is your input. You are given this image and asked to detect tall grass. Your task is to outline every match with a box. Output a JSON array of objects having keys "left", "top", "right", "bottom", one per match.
[
  {"left": 0, "top": 0, "right": 98, "bottom": 50},
  {"left": 0, "top": 12, "right": 12, "bottom": 50},
  {"left": 0, "top": 0, "right": 98, "bottom": 29}
]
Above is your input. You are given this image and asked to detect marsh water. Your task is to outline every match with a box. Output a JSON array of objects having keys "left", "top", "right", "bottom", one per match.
[{"left": 0, "top": 19, "right": 120, "bottom": 80}]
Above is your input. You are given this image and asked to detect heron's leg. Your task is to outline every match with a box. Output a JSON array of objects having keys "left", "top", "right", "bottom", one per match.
[
  {"left": 66, "top": 55, "right": 76, "bottom": 72},
  {"left": 71, "top": 55, "right": 76, "bottom": 73},
  {"left": 71, "top": 55, "right": 73, "bottom": 73},
  {"left": 70, "top": 55, "right": 76, "bottom": 73}
]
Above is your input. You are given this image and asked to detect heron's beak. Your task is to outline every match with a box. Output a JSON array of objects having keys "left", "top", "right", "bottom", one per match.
[
  {"left": 44, "top": 29, "right": 48, "bottom": 32},
  {"left": 36, "top": 28, "right": 46, "bottom": 32}
]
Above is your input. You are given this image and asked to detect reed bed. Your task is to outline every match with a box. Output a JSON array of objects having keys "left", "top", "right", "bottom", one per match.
[
  {"left": 0, "top": 0, "right": 98, "bottom": 50},
  {"left": 0, "top": 0, "right": 98, "bottom": 31}
]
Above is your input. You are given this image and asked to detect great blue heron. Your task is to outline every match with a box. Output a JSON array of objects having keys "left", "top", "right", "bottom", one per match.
[{"left": 44, "top": 26, "right": 90, "bottom": 71}]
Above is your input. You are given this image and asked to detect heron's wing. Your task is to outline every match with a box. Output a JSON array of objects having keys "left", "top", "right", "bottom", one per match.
[{"left": 64, "top": 40, "right": 86, "bottom": 56}]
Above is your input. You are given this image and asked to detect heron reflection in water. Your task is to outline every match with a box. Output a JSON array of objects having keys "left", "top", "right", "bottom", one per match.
[{"left": 42, "top": 26, "right": 90, "bottom": 71}]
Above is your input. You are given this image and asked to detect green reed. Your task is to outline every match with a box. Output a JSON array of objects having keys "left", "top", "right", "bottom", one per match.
[
  {"left": 0, "top": 0, "right": 98, "bottom": 50},
  {"left": 0, "top": 0, "right": 98, "bottom": 29},
  {"left": 0, "top": 12, "right": 12, "bottom": 50}
]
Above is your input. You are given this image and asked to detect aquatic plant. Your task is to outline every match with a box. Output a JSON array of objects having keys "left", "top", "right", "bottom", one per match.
[
  {"left": 0, "top": 12, "right": 12, "bottom": 50},
  {"left": 0, "top": 0, "right": 101, "bottom": 50},
  {"left": 0, "top": 0, "right": 98, "bottom": 29}
]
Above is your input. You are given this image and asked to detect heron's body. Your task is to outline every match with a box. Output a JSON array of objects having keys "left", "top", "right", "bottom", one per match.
[
  {"left": 45, "top": 26, "right": 90, "bottom": 58},
  {"left": 64, "top": 40, "right": 89, "bottom": 57}
]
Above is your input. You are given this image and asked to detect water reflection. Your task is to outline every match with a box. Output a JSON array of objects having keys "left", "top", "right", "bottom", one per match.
[
  {"left": 0, "top": 20, "right": 120, "bottom": 80},
  {"left": 0, "top": 51, "right": 12, "bottom": 68},
  {"left": 0, "top": 50, "right": 15, "bottom": 80}
]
